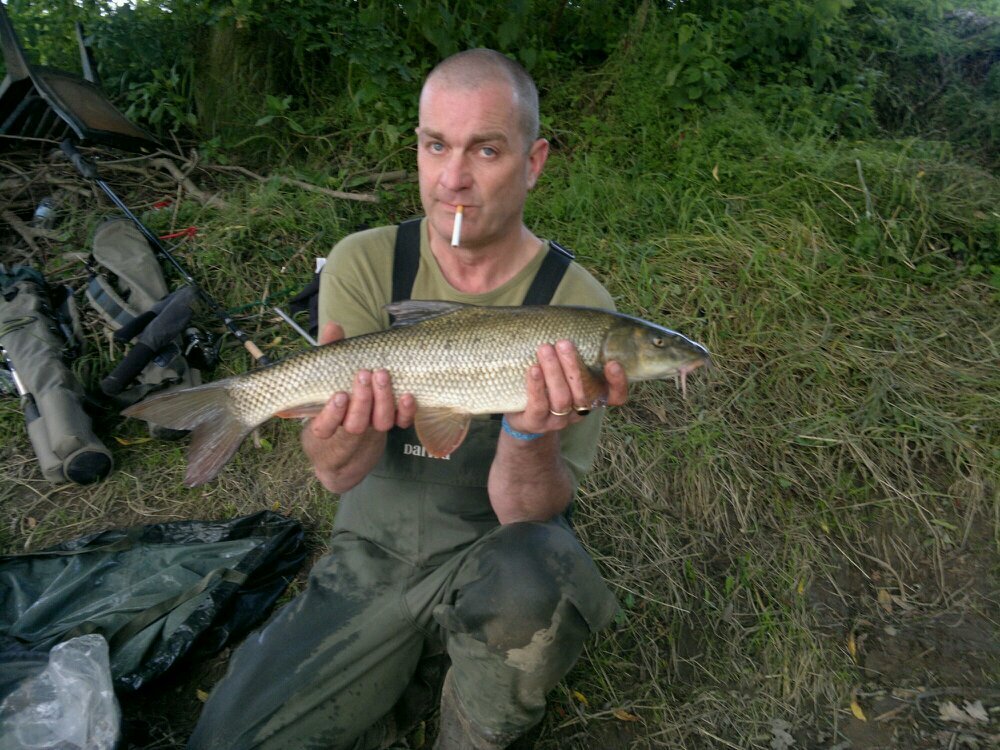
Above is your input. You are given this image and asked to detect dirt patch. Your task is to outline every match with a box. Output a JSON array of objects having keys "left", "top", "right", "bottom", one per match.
[{"left": 806, "top": 522, "right": 1000, "bottom": 749}]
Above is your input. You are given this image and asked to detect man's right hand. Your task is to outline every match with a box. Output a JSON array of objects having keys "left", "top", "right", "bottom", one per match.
[{"left": 301, "top": 322, "right": 417, "bottom": 492}]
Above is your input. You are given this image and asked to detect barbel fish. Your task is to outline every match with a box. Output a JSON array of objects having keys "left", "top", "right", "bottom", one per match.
[{"left": 123, "top": 301, "right": 710, "bottom": 486}]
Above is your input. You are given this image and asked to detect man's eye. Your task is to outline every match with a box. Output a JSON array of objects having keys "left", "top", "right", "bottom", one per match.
[
  {"left": 428, "top": 142, "right": 445, "bottom": 153},
  {"left": 480, "top": 146, "right": 497, "bottom": 157}
]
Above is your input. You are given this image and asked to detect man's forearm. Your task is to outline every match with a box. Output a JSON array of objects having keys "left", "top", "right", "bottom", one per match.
[
  {"left": 301, "top": 426, "right": 387, "bottom": 493},
  {"left": 487, "top": 431, "right": 575, "bottom": 524}
]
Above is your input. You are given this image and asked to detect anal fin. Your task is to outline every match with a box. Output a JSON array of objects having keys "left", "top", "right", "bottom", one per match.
[
  {"left": 275, "top": 403, "right": 326, "bottom": 419},
  {"left": 414, "top": 407, "right": 472, "bottom": 458}
]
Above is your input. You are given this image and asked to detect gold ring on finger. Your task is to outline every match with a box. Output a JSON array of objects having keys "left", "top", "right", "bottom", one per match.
[{"left": 549, "top": 408, "right": 572, "bottom": 417}]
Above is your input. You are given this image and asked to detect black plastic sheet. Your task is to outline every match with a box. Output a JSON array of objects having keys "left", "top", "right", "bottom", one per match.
[{"left": 0, "top": 511, "right": 305, "bottom": 692}]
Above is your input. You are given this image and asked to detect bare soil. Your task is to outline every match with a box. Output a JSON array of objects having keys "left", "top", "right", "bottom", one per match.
[{"left": 800, "top": 525, "right": 999, "bottom": 750}]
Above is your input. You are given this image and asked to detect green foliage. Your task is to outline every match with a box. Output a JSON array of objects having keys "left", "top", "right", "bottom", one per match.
[
  {"left": 123, "top": 63, "right": 198, "bottom": 129},
  {"left": 173, "top": 0, "right": 641, "bottom": 160},
  {"left": 849, "top": 0, "right": 1000, "bottom": 167},
  {"left": 96, "top": 1, "right": 206, "bottom": 133},
  {"left": 2, "top": 0, "right": 106, "bottom": 71},
  {"left": 8, "top": 0, "right": 998, "bottom": 174}
]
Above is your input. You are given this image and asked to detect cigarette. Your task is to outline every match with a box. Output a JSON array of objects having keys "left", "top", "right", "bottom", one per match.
[{"left": 451, "top": 205, "right": 463, "bottom": 247}]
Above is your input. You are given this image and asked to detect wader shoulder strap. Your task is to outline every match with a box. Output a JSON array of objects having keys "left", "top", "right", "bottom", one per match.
[
  {"left": 392, "top": 218, "right": 423, "bottom": 303},
  {"left": 392, "top": 219, "right": 574, "bottom": 307},
  {"left": 521, "top": 240, "right": 574, "bottom": 306}
]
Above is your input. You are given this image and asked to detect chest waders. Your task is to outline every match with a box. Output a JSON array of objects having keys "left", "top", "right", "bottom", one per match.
[
  {"left": 188, "top": 222, "right": 618, "bottom": 750},
  {"left": 335, "top": 218, "right": 576, "bottom": 560}
]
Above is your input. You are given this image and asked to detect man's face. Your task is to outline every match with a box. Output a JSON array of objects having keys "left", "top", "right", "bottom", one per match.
[{"left": 416, "top": 78, "right": 548, "bottom": 250}]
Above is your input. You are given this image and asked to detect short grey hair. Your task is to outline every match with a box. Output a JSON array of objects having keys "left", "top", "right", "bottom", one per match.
[{"left": 424, "top": 49, "right": 540, "bottom": 148}]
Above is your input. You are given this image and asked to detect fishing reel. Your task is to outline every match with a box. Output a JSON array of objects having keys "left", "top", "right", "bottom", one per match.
[{"left": 183, "top": 326, "right": 220, "bottom": 372}]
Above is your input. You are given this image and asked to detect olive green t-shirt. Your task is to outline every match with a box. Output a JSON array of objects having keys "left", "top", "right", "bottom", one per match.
[{"left": 318, "top": 219, "right": 615, "bottom": 483}]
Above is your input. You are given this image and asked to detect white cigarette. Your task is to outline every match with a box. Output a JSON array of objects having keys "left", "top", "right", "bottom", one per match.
[{"left": 451, "top": 205, "right": 463, "bottom": 247}]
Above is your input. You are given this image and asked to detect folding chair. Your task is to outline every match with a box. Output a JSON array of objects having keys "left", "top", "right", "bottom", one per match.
[{"left": 0, "top": 1, "right": 159, "bottom": 153}]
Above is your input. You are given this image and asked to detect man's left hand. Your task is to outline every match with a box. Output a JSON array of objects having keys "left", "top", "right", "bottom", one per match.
[{"left": 504, "top": 340, "right": 628, "bottom": 435}]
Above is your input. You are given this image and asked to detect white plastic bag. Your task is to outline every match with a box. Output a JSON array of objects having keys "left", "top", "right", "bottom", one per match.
[{"left": 0, "top": 634, "right": 120, "bottom": 750}]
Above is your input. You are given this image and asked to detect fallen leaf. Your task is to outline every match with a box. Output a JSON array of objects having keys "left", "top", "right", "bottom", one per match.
[
  {"left": 940, "top": 700, "right": 989, "bottom": 725},
  {"left": 612, "top": 709, "right": 640, "bottom": 722},
  {"left": 876, "top": 588, "right": 892, "bottom": 612},
  {"left": 847, "top": 631, "right": 857, "bottom": 660},
  {"left": 850, "top": 699, "right": 867, "bottom": 721},
  {"left": 572, "top": 690, "right": 589, "bottom": 707},
  {"left": 114, "top": 435, "right": 152, "bottom": 446},
  {"left": 712, "top": 164, "right": 720, "bottom": 181},
  {"left": 196, "top": 689, "right": 209, "bottom": 702},
  {"left": 939, "top": 701, "right": 969, "bottom": 724},
  {"left": 963, "top": 700, "right": 988, "bottom": 723}
]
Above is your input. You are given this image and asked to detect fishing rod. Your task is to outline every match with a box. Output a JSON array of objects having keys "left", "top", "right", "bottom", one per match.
[{"left": 59, "top": 139, "right": 271, "bottom": 366}]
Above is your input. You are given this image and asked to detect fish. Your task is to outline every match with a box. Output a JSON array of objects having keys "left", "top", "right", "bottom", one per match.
[{"left": 123, "top": 301, "right": 710, "bottom": 486}]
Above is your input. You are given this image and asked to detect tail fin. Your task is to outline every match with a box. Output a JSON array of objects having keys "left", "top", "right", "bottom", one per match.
[{"left": 122, "top": 382, "right": 254, "bottom": 486}]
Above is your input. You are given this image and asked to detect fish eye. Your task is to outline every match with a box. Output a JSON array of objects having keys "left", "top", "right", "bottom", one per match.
[{"left": 651, "top": 336, "right": 665, "bottom": 348}]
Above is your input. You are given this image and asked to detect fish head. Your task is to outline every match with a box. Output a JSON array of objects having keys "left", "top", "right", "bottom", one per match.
[{"left": 601, "top": 315, "right": 711, "bottom": 391}]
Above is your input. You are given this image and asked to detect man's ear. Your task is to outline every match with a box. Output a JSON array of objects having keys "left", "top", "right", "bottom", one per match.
[{"left": 526, "top": 138, "right": 549, "bottom": 190}]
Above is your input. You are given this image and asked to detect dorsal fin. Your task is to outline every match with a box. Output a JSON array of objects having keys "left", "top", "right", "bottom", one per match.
[{"left": 384, "top": 300, "right": 466, "bottom": 327}]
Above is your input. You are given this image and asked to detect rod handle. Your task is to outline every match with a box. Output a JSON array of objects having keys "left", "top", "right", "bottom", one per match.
[
  {"left": 101, "top": 343, "right": 156, "bottom": 396},
  {"left": 243, "top": 339, "right": 269, "bottom": 365}
]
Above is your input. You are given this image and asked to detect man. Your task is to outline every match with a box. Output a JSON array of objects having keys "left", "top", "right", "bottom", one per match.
[{"left": 188, "top": 49, "right": 627, "bottom": 750}]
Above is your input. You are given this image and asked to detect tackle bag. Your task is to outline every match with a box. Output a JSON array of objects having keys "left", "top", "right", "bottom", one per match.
[
  {"left": 0, "top": 511, "right": 306, "bottom": 692},
  {"left": 0, "top": 264, "right": 112, "bottom": 484}
]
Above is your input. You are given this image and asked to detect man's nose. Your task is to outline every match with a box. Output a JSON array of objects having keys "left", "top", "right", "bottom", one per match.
[{"left": 439, "top": 151, "right": 471, "bottom": 192}]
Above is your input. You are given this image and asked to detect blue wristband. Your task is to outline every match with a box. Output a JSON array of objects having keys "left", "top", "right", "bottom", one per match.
[{"left": 501, "top": 416, "right": 544, "bottom": 442}]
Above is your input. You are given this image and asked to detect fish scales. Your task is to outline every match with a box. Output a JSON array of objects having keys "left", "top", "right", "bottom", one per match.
[{"left": 228, "top": 305, "right": 612, "bottom": 426}]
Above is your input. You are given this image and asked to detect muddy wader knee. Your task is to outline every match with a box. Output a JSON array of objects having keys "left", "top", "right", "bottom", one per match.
[
  {"left": 0, "top": 266, "right": 111, "bottom": 484},
  {"left": 431, "top": 520, "right": 615, "bottom": 748}
]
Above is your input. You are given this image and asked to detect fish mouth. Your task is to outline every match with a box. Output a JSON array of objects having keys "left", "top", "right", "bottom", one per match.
[{"left": 674, "top": 356, "right": 710, "bottom": 398}]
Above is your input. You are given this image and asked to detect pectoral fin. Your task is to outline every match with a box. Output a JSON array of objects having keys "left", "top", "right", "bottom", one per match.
[
  {"left": 414, "top": 407, "right": 472, "bottom": 458},
  {"left": 579, "top": 360, "right": 610, "bottom": 409}
]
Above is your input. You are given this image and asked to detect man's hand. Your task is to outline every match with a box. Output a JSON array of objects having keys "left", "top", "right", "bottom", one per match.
[
  {"left": 504, "top": 339, "right": 629, "bottom": 436},
  {"left": 489, "top": 339, "right": 629, "bottom": 524},
  {"left": 301, "top": 322, "right": 416, "bottom": 492},
  {"left": 308, "top": 322, "right": 417, "bottom": 438}
]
